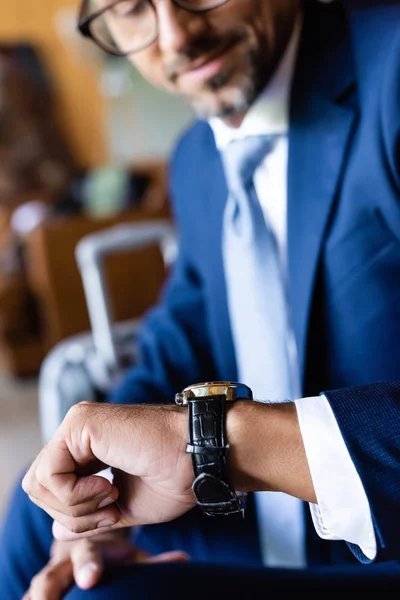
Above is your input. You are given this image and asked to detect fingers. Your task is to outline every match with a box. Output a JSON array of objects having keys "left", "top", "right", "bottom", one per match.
[
  {"left": 69, "top": 534, "right": 190, "bottom": 590},
  {"left": 23, "top": 539, "right": 191, "bottom": 600},
  {"left": 22, "top": 558, "right": 73, "bottom": 600},
  {"left": 22, "top": 443, "right": 117, "bottom": 512},
  {"left": 22, "top": 404, "right": 128, "bottom": 537},
  {"left": 52, "top": 517, "right": 130, "bottom": 541},
  {"left": 141, "top": 550, "right": 191, "bottom": 564},
  {"left": 26, "top": 479, "right": 119, "bottom": 519},
  {"left": 22, "top": 403, "right": 115, "bottom": 516},
  {"left": 70, "top": 538, "right": 103, "bottom": 590},
  {"left": 23, "top": 443, "right": 122, "bottom": 535},
  {"left": 28, "top": 496, "right": 122, "bottom": 537}
]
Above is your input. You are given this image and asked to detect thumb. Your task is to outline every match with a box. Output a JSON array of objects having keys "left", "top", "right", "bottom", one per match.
[{"left": 71, "top": 539, "right": 103, "bottom": 590}]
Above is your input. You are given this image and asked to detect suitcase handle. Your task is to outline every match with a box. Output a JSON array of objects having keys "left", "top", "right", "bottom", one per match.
[{"left": 75, "top": 219, "right": 177, "bottom": 373}]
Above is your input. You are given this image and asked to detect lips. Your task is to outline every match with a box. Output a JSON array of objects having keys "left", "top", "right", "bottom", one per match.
[
  {"left": 182, "top": 47, "right": 228, "bottom": 76},
  {"left": 176, "top": 42, "right": 237, "bottom": 87}
]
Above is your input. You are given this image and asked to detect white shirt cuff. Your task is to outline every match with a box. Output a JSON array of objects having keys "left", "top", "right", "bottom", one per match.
[{"left": 295, "top": 395, "right": 376, "bottom": 560}]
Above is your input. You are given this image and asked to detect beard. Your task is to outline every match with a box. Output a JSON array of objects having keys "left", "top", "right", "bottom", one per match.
[
  {"left": 165, "top": 29, "right": 274, "bottom": 120},
  {"left": 186, "top": 50, "right": 266, "bottom": 119}
]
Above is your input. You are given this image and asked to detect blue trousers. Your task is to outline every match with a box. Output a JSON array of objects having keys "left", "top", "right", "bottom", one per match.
[{"left": 1, "top": 477, "right": 400, "bottom": 599}]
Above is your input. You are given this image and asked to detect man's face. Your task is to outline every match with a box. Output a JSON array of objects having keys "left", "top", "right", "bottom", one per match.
[{"left": 120, "top": 0, "right": 301, "bottom": 121}]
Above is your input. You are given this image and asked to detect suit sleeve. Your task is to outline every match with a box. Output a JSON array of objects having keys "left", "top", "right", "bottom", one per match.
[
  {"left": 108, "top": 134, "right": 218, "bottom": 406},
  {"left": 323, "top": 381, "right": 400, "bottom": 563}
]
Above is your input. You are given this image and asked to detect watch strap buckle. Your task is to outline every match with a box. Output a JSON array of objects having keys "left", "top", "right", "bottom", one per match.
[{"left": 192, "top": 472, "right": 246, "bottom": 517}]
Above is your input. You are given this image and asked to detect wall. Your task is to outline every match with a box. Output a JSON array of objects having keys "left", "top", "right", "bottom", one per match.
[
  {"left": 0, "top": 0, "right": 107, "bottom": 168},
  {"left": 103, "top": 58, "right": 193, "bottom": 165}
]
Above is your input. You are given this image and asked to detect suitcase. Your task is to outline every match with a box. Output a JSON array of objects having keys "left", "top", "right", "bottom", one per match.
[{"left": 38, "top": 219, "right": 177, "bottom": 443}]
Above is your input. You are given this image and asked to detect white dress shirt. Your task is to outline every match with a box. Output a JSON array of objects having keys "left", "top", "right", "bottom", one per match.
[{"left": 209, "top": 15, "right": 376, "bottom": 565}]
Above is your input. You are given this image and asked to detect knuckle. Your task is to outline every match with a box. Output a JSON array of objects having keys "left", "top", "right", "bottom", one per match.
[
  {"left": 22, "top": 470, "right": 38, "bottom": 496},
  {"left": 65, "top": 403, "right": 94, "bottom": 440},
  {"left": 35, "top": 466, "right": 54, "bottom": 494},
  {"left": 29, "top": 573, "right": 40, "bottom": 588},
  {"left": 41, "top": 566, "right": 57, "bottom": 582},
  {"left": 69, "top": 503, "right": 88, "bottom": 518},
  {"left": 67, "top": 402, "right": 90, "bottom": 421},
  {"left": 29, "top": 567, "right": 55, "bottom": 594},
  {"left": 68, "top": 521, "right": 91, "bottom": 534},
  {"left": 69, "top": 505, "right": 81, "bottom": 518}
]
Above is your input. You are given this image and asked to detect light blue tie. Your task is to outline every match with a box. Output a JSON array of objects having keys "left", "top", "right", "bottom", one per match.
[
  {"left": 221, "top": 135, "right": 293, "bottom": 402},
  {"left": 221, "top": 135, "right": 305, "bottom": 568}
]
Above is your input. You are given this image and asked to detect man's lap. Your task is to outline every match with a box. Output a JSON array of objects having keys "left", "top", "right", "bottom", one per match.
[
  {"left": 2, "top": 476, "right": 400, "bottom": 599},
  {"left": 0, "top": 474, "right": 54, "bottom": 599},
  {"left": 64, "top": 561, "right": 400, "bottom": 599},
  {"left": 0, "top": 474, "right": 261, "bottom": 599}
]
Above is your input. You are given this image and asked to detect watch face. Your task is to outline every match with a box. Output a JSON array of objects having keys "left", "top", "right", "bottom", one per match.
[{"left": 175, "top": 381, "right": 253, "bottom": 405}]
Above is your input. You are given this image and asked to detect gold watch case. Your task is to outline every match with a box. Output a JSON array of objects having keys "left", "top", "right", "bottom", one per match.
[{"left": 175, "top": 381, "right": 253, "bottom": 406}]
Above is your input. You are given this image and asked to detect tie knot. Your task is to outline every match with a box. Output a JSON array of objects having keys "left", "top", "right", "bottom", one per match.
[{"left": 222, "top": 134, "right": 278, "bottom": 190}]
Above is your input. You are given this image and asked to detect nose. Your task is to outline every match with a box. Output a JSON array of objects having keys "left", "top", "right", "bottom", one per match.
[{"left": 155, "top": 0, "right": 205, "bottom": 54}]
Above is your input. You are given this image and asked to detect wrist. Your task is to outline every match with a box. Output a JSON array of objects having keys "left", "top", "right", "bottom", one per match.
[
  {"left": 226, "top": 400, "right": 316, "bottom": 503},
  {"left": 175, "top": 383, "right": 252, "bottom": 515},
  {"left": 168, "top": 405, "right": 190, "bottom": 455}
]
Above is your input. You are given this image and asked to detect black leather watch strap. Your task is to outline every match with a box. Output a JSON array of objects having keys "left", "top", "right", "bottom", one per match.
[{"left": 186, "top": 395, "right": 246, "bottom": 516}]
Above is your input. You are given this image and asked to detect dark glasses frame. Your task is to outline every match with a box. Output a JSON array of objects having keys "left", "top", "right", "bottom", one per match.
[{"left": 77, "top": 0, "right": 231, "bottom": 56}]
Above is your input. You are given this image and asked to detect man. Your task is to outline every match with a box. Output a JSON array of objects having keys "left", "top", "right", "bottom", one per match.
[{"left": 2, "top": 0, "right": 400, "bottom": 597}]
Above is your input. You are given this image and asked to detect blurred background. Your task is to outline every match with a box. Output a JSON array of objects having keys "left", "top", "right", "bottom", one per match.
[{"left": 0, "top": 1, "right": 192, "bottom": 522}]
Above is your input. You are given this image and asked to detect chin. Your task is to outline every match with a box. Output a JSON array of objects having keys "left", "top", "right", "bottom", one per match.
[{"left": 187, "top": 79, "right": 257, "bottom": 120}]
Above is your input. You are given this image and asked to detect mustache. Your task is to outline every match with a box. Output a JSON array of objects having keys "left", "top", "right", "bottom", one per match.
[{"left": 164, "top": 29, "right": 246, "bottom": 82}]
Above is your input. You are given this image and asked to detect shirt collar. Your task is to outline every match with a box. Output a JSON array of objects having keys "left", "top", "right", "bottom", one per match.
[{"left": 209, "top": 14, "right": 302, "bottom": 151}]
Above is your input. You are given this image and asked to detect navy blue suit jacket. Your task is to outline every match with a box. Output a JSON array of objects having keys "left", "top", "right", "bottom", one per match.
[{"left": 110, "top": 0, "right": 400, "bottom": 567}]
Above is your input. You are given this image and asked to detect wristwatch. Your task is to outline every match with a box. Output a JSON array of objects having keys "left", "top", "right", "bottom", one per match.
[{"left": 175, "top": 381, "right": 253, "bottom": 517}]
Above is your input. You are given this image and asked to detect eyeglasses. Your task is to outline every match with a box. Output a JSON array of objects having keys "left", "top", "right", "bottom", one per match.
[{"left": 78, "top": 0, "right": 231, "bottom": 56}]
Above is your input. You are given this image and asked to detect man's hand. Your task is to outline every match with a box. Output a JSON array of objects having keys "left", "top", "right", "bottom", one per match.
[
  {"left": 22, "top": 402, "right": 196, "bottom": 540},
  {"left": 23, "top": 529, "right": 190, "bottom": 600},
  {"left": 22, "top": 399, "right": 315, "bottom": 542}
]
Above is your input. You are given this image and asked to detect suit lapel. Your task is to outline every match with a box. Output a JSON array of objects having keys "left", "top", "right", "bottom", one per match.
[{"left": 287, "top": 0, "right": 358, "bottom": 386}]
